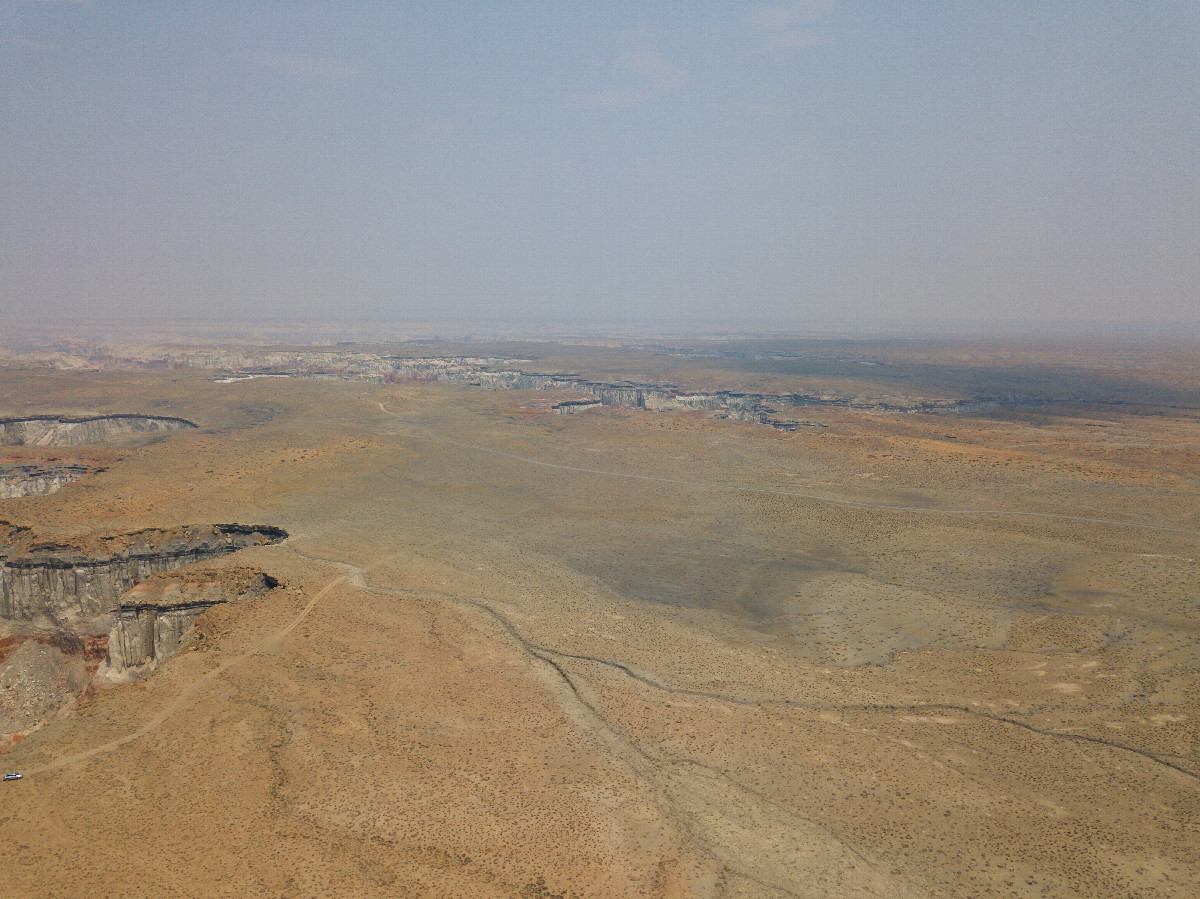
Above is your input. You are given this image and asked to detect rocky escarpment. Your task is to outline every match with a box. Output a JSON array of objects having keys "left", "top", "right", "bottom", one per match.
[
  {"left": 434, "top": 368, "right": 985, "bottom": 430},
  {"left": 0, "top": 523, "right": 288, "bottom": 623},
  {"left": 24, "top": 343, "right": 1194, "bottom": 425},
  {"left": 0, "top": 463, "right": 96, "bottom": 498},
  {"left": 104, "top": 567, "right": 279, "bottom": 675},
  {"left": 1, "top": 567, "right": 282, "bottom": 742},
  {"left": 0, "top": 414, "right": 197, "bottom": 446},
  {"left": 193, "top": 353, "right": 1022, "bottom": 429}
]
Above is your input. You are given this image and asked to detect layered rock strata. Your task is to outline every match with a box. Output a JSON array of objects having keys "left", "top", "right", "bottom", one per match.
[
  {"left": 457, "top": 368, "right": 1013, "bottom": 427},
  {"left": 105, "top": 568, "right": 279, "bottom": 674},
  {"left": 0, "top": 523, "right": 288, "bottom": 622},
  {"left": 15, "top": 345, "right": 1160, "bottom": 426},
  {"left": 193, "top": 355, "right": 1014, "bottom": 428},
  {"left": 0, "top": 414, "right": 197, "bottom": 446},
  {"left": 1, "top": 568, "right": 281, "bottom": 741},
  {"left": 0, "top": 463, "right": 95, "bottom": 498}
]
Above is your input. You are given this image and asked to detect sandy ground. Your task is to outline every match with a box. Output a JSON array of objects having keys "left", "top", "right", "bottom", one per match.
[{"left": 1, "top": 353, "right": 1198, "bottom": 897}]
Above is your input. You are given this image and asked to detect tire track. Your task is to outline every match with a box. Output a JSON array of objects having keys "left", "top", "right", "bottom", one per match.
[
  {"left": 349, "top": 573, "right": 1199, "bottom": 784},
  {"left": 337, "top": 564, "right": 900, "bottom": 896},
  {"left": 23, "top": 553, "right": 395, "bottom": 776}
]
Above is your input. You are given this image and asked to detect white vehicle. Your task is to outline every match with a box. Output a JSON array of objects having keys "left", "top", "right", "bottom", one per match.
[{"left": 3, "top": 772, "right": 22, "bottom": 781}]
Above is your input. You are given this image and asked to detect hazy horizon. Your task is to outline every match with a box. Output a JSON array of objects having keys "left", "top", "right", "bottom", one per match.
[
  {"left": 3, "top": 2, "right": 1197, "bottom": 333},
  {"left": 3, "top": 312, "right": 1198, "bottom": 352}
]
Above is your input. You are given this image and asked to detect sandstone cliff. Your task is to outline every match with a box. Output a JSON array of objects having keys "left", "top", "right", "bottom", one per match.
[
  {"left": 1, "top": 565, "right": 283, "bottom": 743},
  {"left": 0, "top": 463, "right": 94, "bottom": 498},
  {"left": 0, "top": 414, "right": 197, "bottom": 446},
  {"left": 0, "top": 523, "right": 288, "bottom": 623},
  {"left": 104, "top": 567, "right": 279, "bottom": 675}
]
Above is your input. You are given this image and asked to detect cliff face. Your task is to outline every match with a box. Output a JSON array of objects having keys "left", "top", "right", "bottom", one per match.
[
  {"left": 0, "top": 414, "right": 197, "bottom": 447},
  {"left": 108, "top": 605, "right": 204, "bottom": 673},
  {"left": 104, "top": 568, "right": 279, "bottom": 674},
  {"left": 412, "top": 363, "right": 980, "bottom": 428},
  {"left": 0, "top": 524, "right": 288, "bottom": 622},
  {"left": 0, "top": 463, "right": 94, "bottom": 498},
  {"left": 1, "top": 566, "right": 283, "bottom": 742},
  {"left": 38, "top": 348, "right": 1016, "bottom": 429}
]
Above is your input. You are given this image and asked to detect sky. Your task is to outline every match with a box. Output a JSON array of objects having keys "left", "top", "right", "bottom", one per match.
[{"left": 2, "top": 1, "right": 1197, "bottom": 336}]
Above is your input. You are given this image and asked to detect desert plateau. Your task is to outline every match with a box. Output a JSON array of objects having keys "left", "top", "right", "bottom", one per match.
[{"left": 0, "top": 338, "right": 1196, "bottom": 897}]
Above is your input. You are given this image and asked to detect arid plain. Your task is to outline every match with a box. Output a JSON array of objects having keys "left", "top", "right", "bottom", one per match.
[{"left": 1, "top": 340, "right": 1198, "bottom": 897}]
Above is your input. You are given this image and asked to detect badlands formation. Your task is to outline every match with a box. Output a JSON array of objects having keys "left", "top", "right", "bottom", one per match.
[{"left": 0, "top": 340, "right": 1198, "bottom": 897}]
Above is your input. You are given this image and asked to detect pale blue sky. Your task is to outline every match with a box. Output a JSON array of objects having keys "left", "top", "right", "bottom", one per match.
[{"left": 2, "top": 2, "right": 1197, "bottom": 333}]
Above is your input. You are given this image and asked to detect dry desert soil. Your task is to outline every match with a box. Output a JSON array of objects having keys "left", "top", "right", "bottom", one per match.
[{"left": 1, "top": 340, "right": 1198, "bottom": 897}]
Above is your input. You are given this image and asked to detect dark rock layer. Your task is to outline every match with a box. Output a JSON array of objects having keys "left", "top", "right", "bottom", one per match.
[
  {"left": 0, "top": 524, "right": 288, "bottom": 621},
  {"left": 0, "top": 463, "right": 96, "bottom": 498}
]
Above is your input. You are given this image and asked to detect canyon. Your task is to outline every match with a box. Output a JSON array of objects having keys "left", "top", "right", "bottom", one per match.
[
  {"left": 1, "top": 566, "right": 281, "bottom": 744},
  {"left": 0, "top": 341, "right": 1196, "bottom": 897},
  {"left": 0, "top": 346, "right": 1105, "bottom": 430}
]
